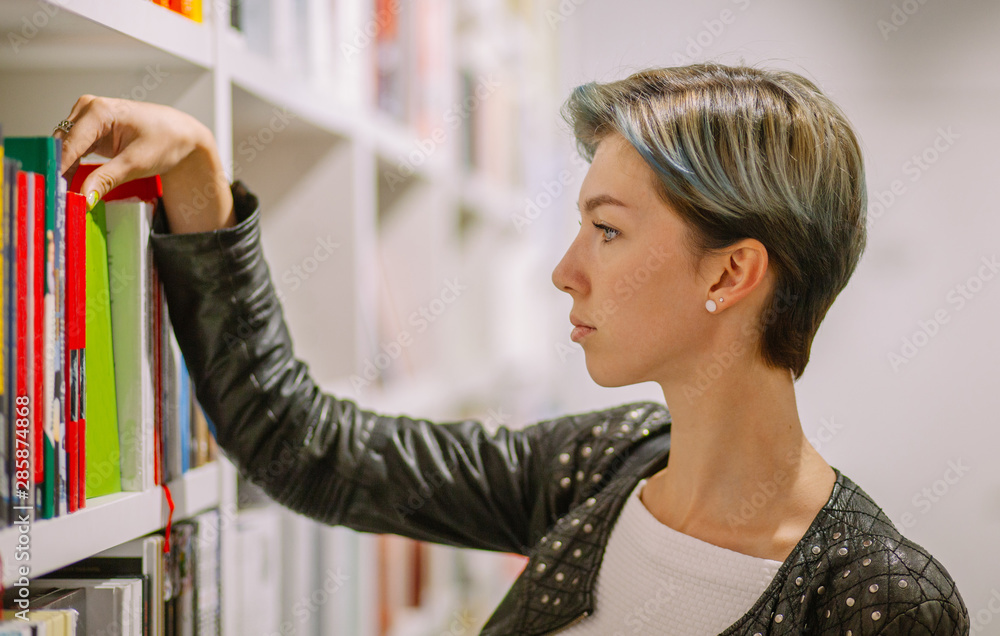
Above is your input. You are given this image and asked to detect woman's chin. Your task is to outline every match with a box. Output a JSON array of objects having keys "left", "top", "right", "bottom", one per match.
[{"left": 585, "top": 360, "right": 636, "bottom": 388}]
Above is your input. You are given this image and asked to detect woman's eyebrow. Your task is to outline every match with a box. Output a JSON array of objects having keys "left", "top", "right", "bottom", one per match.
[{"left": 577, "top": 193, "right": 629, "bottom": 215}]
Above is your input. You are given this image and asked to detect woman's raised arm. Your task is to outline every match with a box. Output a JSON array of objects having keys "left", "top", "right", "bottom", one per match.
[
  {"left": 55, "top": 96, "right": 657, "bottom": 554},
  {"left": 55, "top": 94, "right": 234, "bottom": 234}
]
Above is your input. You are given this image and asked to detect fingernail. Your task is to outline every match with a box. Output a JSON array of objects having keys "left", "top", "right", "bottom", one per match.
[{"left": 86, "top": 191, "right": 99, "bottom": 211}]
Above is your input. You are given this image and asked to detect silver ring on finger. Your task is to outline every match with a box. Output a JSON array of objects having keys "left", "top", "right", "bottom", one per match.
[{"left": 53, "top": 119, "right": 75, "bottom": 135}]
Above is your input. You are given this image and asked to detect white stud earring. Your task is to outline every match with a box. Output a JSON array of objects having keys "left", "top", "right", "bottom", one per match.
[{"left": 706, "top": 299, "right": 717, "bottom": 312}]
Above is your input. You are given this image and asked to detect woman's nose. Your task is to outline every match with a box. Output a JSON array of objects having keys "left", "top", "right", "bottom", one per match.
[{"left": 552, "top": 238, "right": 587, "bottom": 296}]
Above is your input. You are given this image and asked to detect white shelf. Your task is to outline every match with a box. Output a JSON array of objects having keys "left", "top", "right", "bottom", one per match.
[
  {"left": 221, "top": 28, "right": 355, "bottom": 139},
  {"left": 458, "top": 171, "right": 526, "bottom": 226},
  {"left": 0, "top": 462, "right": 221, "bottom": 587},
  {"left": 362, "top": 111, "right": 457, "bottom": 187},
  {"left": 0, "top": 0, "right": 212, "bottom": 70},
  {"left": 0, "top": 1, "right": 560, "bottom": 633}
]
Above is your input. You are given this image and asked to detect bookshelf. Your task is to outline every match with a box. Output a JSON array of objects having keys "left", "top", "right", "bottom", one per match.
[
  {"left": 0, "top": 0, "right": 562, "bottom": 634},
  {"left": 0, "top": 463, "right": 219, "bottom": 588}
]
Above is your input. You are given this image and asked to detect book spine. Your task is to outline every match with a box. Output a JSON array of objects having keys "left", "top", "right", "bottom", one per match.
[
  {"left": 83, "top": 200, "right": 120, "bottom": 499},
  {"left": 0, "top": 142, "right": 8, "bottom": 528},
  {"left": 14, "top": 171, "right": 31, "bottom": 517},
  {"left": 179, "top": 0, "right": 202, "bottom": 22},
  {"left": 65, "top": 191, "right": 86, "bottom": 512},
  {"left": 40, "top": 171, "right": 55, "bottom": 520},
  {"left": 152, "top": 264, "right": 163, "bottom": 486},
  {"left": 53, "top": 176, "right": 67, "bottom": 517},
  {"left": 104, "top": 200, "right": 156, "bottom": 492},
  {"left": 30, "top": 173, "right": 46, "bottom": 518},
  {"left": 178, "top": 351, "right": 190, "bottom": 474},
  {"left": 0, "top": 135, "right": 6, "bottom": 528},
  {"left": 159, "top": 278, "right": 174, "bottom": 485},
  {"left": 75, "top": 189, "right": 87, "bottom": 510}
]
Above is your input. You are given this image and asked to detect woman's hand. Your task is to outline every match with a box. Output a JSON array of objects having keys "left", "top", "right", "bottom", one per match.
[{"left": 54, "top": 95, "right": 235, "bottom": 233}]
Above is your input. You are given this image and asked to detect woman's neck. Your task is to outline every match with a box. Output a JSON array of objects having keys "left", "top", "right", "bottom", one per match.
[{"left": 644, "top": 361, "right": 837, "bottom": 561}]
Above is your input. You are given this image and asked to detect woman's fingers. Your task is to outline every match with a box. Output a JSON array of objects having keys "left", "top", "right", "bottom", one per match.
[
  {"left": 54, "top": 95, "right": 104, "bottom": 172},
  {"left": 52, "top": 96, "right": 156, "bottom": 203},
  {"left": 53, "top": 94, "right": 91, "bottom": 187},
  {"left": 49, "top": 95, "right": 228, "bottom": 226},
  {"left": 77, "top": 152, "right": 138, "bottom": 207}
]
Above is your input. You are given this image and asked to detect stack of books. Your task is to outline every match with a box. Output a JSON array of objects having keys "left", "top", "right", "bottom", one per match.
[
  {"left": 150, "top": 0, "right": 202, "bottom": 23},
  {"left": 1, "top": 508, "right": 222, "bottom": 634},
  {"left": 0, "top": 130, "right": 217, "bottom": 527}
]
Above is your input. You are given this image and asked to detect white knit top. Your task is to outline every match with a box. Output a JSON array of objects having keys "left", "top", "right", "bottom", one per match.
[{"left": 559, "top": 479, "right": 784, "bottom": 636}]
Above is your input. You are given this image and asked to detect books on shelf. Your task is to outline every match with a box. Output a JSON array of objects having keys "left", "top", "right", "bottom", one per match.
[
  {"left": 0, "top": 138, "right": 216, "bottom": 529},
  {"left": 150, "top": 0, "right": 203, "bottom": 23},
  {"left": 1, "top": 508, "right": 220, "bottom": 635},
  {"left": 373, "top": 0, "right": 452, "bottom": 138},
  {"left": 5, "top": 135, "right": 65, "bottom": 522},
  {"left": 83, "top": 193, "right": 121, "bottom": 500}
]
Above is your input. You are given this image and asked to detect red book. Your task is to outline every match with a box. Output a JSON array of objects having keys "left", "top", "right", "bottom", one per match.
[
  {"left": 70, "top": 165, "right": 165, "bottom": 489},
  {"left": 152, "top": 266, "right": 162, "bottom": 486},
  {"left": 15, "top": 172, "right": 32, "bottom": 510},
  {"left": 31, "top": 173, "right": 46, "bottom": 513},
  {"left": 69, "top": 164, "right": 162, "bottom": 201},
  {"left": 64, "top": 191, "right": 87, "bottom": 512}
]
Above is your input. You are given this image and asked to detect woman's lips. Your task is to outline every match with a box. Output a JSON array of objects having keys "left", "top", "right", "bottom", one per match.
[{"left": 571, "top": 325, "right": 596, "bottom": 342}]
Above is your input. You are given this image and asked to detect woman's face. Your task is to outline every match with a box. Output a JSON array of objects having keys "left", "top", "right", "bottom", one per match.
[{"left": 551, "top": 133, "right": 712, "bottom": 387}]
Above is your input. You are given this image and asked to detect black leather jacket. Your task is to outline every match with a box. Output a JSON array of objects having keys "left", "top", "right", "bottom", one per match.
[{"left": 149, "top": 183, "right": 969, "bottom": 635}]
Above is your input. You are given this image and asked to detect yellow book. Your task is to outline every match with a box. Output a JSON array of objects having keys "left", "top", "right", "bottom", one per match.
[{"left": 180, "top": 0, "right": 202, "bottom": 22}]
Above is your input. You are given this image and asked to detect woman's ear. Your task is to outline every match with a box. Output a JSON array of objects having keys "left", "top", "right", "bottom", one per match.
[{"left": 706, "top": 239, "right": 770, "bottom": 309}]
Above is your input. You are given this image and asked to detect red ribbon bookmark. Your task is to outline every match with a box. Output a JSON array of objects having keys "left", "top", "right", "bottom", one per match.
[{"left": 163, "top": 484, "right": 176, "bottom": 553}]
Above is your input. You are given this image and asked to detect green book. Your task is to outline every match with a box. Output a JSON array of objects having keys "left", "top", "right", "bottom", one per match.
[
  {"left": 5, "top": 137, "right": 60, "bottom": 519},
  {"left": 85, "top": 201, "right": 121, "bottom": 498}
]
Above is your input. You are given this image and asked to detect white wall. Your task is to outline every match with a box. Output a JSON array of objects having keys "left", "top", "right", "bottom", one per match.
[{"left": 528, "top": 0, "right": 1000, "bottom": 617}]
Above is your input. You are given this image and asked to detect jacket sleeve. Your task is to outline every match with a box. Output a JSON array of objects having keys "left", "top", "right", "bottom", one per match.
[
  {"left": 148, "top": 182, "right": 614, "bottom": 556},
  {"left": 873, "top": 599, "right": 969, "bottom": 635}
]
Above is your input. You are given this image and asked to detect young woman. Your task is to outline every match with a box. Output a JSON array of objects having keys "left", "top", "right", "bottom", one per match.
[{"left": 54, "top": 62, "right": 967, "bottom": 635}]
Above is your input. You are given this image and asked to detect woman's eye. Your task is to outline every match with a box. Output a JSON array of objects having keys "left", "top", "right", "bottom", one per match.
[{"left": 593, "top": 221, "right": 620, "bottom": 242}]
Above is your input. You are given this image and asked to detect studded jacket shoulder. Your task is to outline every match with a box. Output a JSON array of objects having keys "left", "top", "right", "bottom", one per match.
[{"left": 148, "top": 183, "right": 969, "bottom": 635}]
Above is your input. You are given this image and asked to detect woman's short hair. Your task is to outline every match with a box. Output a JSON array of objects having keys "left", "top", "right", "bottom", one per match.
[{"left": 562, "top": 62, "right": 868, "bottom": 380}]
